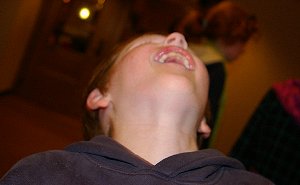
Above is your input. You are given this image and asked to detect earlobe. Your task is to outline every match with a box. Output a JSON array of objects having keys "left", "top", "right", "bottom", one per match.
[
  {"left": 86, "top": 88, "right": 110, "bottom": 110},
  {"left": 198, "top": 117, "right": 211, "bottom": 139}
]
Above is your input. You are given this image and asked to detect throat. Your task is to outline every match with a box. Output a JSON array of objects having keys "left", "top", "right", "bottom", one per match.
[{"left": 113, "top": 125, "right": 198, "bottom": 165}]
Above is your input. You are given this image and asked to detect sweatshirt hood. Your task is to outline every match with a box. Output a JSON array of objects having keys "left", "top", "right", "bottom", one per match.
[{"left": 65, "top": 136, "right": 245, "bottom": 183}]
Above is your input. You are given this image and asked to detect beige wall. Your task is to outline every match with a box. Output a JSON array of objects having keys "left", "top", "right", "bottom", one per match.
[
  {"left": 0, "top": 0, "right": 42, "bottom": 92},
  {"left": 213, "top": 0, "right": 300, "bottom": 154}
]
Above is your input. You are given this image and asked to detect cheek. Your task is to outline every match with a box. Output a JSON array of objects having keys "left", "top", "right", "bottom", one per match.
[
  {"left": 118, "top": 49, "right": 151, "bottom": 75},
  {"left": 111, "top": 61, "right": 149, "bottom": 91}
]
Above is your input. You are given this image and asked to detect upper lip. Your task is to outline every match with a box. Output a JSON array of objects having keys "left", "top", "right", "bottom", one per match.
[{"left": 154, "top": 46, "right": 195, "bottom": 70}]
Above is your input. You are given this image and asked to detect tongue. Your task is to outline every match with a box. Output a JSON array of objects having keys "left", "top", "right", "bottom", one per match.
[{"left": 165, "top": 57, "right": 183, "bottom": 66}]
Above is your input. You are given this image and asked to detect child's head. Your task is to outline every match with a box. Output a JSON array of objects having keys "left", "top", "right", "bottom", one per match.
[{"left": 82, "top": 32, "right": 210, "bottom": 142}]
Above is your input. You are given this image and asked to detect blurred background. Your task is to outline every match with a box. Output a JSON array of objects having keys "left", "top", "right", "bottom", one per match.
[{"left": 0, "top": 0, "right": 299, "bottom": 180}]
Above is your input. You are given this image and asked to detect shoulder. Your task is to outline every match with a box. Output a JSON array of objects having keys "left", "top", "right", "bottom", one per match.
[
  {"left": 0, "top": 137, "right": 126, "bottom": 185},
  {"left": 221, "top": 168, "right": 274, "bottom": 184},
  {"left": 0, "top": 150, "right": 85, "bottom": 185},
  {"left": 189, "top": 149, "right": 274, "bottom": 184}
]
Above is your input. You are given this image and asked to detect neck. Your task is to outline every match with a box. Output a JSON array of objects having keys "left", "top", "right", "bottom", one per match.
[
  {"left": 109, "top": 100, "right": 200, "bottom": 164},
  {"left": 214, "top": 39, "right": 229, "bottom": 61},
  {"left": 112, "top": 123, "right": 198, "bottom": 164},
  {"left": 107, "top": 80, "right": 203, "bottom": 164}
]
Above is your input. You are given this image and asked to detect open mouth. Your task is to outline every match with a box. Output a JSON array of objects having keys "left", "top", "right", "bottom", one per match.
[{"left": 154, "top": 46, "right": 195, "bottom": 70}]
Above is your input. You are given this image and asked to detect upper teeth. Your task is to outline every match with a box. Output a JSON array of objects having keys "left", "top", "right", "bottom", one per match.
[{"left": 158, "top": 52, "right": 191, "bottom": 70}]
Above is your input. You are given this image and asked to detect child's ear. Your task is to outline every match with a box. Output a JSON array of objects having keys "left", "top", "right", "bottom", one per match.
[
  {"left": 198, "top": 117, "right": 211, "bottom": 139},
  {"left": 86, "top": 88, "right": 111, "bottom": 110}
]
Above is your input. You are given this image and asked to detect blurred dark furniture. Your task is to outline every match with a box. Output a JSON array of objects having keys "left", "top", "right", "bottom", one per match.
[{"left": 230, "top": 80, "right": 300, "bottom": 185}]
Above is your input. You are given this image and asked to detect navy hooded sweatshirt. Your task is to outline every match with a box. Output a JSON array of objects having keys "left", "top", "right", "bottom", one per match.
[{"left": 0, "top": 136, "right": 273, "bottom": 185}]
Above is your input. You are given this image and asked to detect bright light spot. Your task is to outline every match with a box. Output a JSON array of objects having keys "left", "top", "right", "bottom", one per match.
[{"left": 79, "top": 7, "right": 90, "bottom": 20}]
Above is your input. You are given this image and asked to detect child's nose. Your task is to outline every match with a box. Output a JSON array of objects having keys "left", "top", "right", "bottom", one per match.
[{"left": 164, "top": 32, "right": 188, "bottom": 49}]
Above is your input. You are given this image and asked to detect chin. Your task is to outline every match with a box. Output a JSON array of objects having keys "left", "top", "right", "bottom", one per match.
[{"left": 154, "top": 74, "right": 197, "bottom": 96}]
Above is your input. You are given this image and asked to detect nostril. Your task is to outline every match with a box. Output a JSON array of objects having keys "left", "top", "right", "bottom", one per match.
[
  {"left": 165, "top": 32, "right": 188, "bottom": 49},
  {"left": 179, "top": 40, "right": 185, "bottom": 46},
  {"left": 166, "top": 37, "right": 176, "bottom": 44}
]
